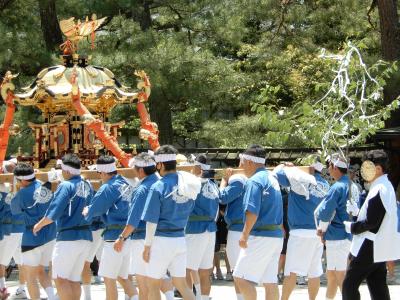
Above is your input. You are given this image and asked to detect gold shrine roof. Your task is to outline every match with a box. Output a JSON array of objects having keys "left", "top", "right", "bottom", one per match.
[{"left": 13, "top": 63, "right": 141, "bottom": 114}]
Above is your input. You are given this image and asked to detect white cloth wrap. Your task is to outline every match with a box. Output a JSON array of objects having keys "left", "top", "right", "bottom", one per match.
[
  {"left": 228, "top": 174, "right": 247, "bottom": 185},
  {"left": 177, "top": 171, "right": 202, "bottom": 200},
  {"left": 0, "top": 183, "right": 11, "bottom": 193},
  {"left": 273, "top": 165, "right": 317, "bottom": 200},
  {"left": 239, "top": 153, "right": 265, "bottom": 165},
  {"left": 350, "top": 174, "right": 400, "bottom": 262},
  {"left": 155, "top": 154, "right": 177, "bottom": 163},
  {"left": 61, "top": 162, "right": 81, "bottom": 175},
  {"left": 47, "top": 168, "right": 64, "bottom": 182},
  {"left": 311, "top": 162, "right": 324, "bottom": 172},
  {"left": 96, "top": 162, "right": 117, "bottom": 173}
]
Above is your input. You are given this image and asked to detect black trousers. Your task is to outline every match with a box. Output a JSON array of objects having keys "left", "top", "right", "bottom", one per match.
[{"left": 342, "top": 240, "right": 390, "bottom": 300}]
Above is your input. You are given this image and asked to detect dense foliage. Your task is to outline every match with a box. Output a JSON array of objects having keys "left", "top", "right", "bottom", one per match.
[{"left": 0, "top": 0, "right": 399, "bottom": 155}]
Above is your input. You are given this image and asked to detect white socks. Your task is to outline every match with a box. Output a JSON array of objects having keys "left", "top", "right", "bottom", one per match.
[
  {"left": 236, "top": 294, "right": 244, "bottom": 300},
  {"left": 18, "top": 283, "right": 26, "bottom": 291},
  {"left": 130, "top": 295, "right": 139, "bottom": 300},
  {"left": 326, "top": 298, "right": 334, "bottom": 300},
  {"left": 201, "top": 296, "right": 210, "bottom": 300},
  {"left": 0, "top": 277, "right": 5, "bottom": 289},
  {"left": 45, "top": 287, "right": 56, "bottom": 300},
  {"left": 83, "top": 284, "right": 91, "bottom": 300},
  {"left": 164, "top": 290, "right": 174, "bottom": 300}
]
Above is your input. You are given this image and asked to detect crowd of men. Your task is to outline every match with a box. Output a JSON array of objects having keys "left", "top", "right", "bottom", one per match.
[{"left": 0, "top": 144, "right": 399, "bottom": 300}]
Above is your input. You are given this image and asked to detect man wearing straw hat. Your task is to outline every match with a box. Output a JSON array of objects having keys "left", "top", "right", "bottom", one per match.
[{"left": 342, "top": 150, "right": 400, "bottom": 300}]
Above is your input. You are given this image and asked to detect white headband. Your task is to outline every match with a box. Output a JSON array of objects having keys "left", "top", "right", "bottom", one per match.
[
  {"left": 331, "top": 158, "right": 348, "bottom": 169},
  {"left": 61, "top": 162, "right": 81, "bottom": 175},
  {"left": 2, "top": 159, "right": 16, "bottom": 173},
  {"left": 239, "top": 153, "right": 266, "bottom": 165},
  {"left": 16, "top": 173, "right": 35, "bottom": 180},
  {"left": 194, "top": 161, "right": 211, "bottom": 171},
  {"left": 155, "top": 154, "right": 177, "bottom": 163},
  {"left": 128, "top": 157, "right": 156, "bottom": 168},
  {"left": 96, "top": 162, "right": 117, "bottom": 173},
  {"left": 8, "top": 158, "right": 17, "bottom": 164},
  {"left": 311, "top": 162, "right": 324, "bottom": 172}
]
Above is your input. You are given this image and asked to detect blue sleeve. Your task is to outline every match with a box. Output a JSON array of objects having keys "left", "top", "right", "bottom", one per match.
[
  {"left": 85, "top": 185, "right": 117, "bottom": 222},
  {"left": 275, "top": 169, "right": 290, "bottom": 188},
  {"left": 127, "top": 188, "right": 147, "bottom": 228},
  {"left": 243, "top": 181, "right": 261, "bottom": 216},
  {"left": 315, "top": 186, "right": 339, "bottom": 222},
  {"left": 141, "top": 185, "right": 161, "bottom": 223},
  {"left": 220, "top": 181, "right": 244, "bottom": 205},
  {"left": 10, "top": 193, "right": 22, "bottom": 215},
  {"left": 45, "top": 183, "right": 71, "bottom": 221}
]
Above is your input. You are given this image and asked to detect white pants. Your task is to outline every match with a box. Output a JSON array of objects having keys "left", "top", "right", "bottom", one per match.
[
  {"left": 284, "top": 234, "right": 323, "bottom": 277},
  {"left": 325, "top": 239, "right": 351, "bottom": 271},
  {"left": 146, "top": 236, "right": 187, "bottom": 279},
  {"left": 52, "top": 240, "right": 91, "bottom": 281},
  {"left": 22, "top": 240, "right": 55, "bottom": 267},
  {"left": 186, "top": 231, "right": 215, "bottom": 270},
  {"left": 0, "top": 233, "right": 22, "bottom": 265},
  {"left": 226, "top": 231, "right": 242, "bottom": 269},
  {"left": 130, "top": 239, "right": 146, "bottom": 276},
  {"left": 99, "top": 240, "right": 132, "bottom": 280},
  {"left": 86, "top": 229, "right": 104, "bottom": 263},
  {"left": 233, "top": 236, "right": 283, "bottom": 284}
]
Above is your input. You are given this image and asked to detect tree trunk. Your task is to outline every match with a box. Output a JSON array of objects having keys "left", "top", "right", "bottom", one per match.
[
  {"left": 377, "top": 0, "right": 400, "bottom": 124},
  {"left": 138, "top": 0, "right": 173, "bottom": 144},
  {"left": 149, "top": 90, "right": 174, "bottom": 144},
  {"left": 38, "top": 0, "right": 63, "bottom": 51},
  {"left": 377, "top": 0, "right": 400, "bottom": 188},
  {"left": 140, "top": 0, "right": 152, "bottom": 31},
  {"left": 0, "top": 0, "right": 14, "bottom": 10}
]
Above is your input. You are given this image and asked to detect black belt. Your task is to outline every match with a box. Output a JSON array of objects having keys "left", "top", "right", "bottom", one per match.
[
  {"left": 58, "top": 225, "right": 91, "bottom": 233},
  {"left": 101, "top": 224, "right": 125, "bottom": 237},
  {"left": 227, "top": 219, "right": 243, "bottom": 229},
  {"left": 188, "top": 215, "right": 213, "bottom": 222},
  {"left": 253, "top": 224, "right": 281, "bottom": 231},
  {"left": 12, "top": 221, "right": 24, "bottom": 225}
]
